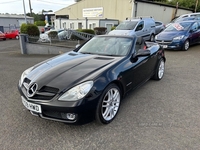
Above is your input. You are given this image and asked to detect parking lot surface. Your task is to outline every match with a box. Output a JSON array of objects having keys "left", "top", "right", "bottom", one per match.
[{"left": 0, "top": 40, "right": 200, "bottom": 150}]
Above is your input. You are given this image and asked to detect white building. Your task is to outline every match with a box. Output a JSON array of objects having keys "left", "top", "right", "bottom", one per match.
[{"left": 54, "top": 0, "right": 193, "bottom": 31}]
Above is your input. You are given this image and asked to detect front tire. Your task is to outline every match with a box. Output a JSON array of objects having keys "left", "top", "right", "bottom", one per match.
[
  {"left": 150, "top": 34, "right": 155, "bottom": 42},
  {"left": 182, "top": 39, "right": 189, "bottom": 51},
  {"left": 96, "top": 84, "right": 121, "bottom": 124},
  {"left": 152, "top": 58, "right": 165, "bottom": 80}
]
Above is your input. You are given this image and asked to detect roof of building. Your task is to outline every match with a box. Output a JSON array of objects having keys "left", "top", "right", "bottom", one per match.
[{"left": 0, "top": 14, "right": 33, "bottom": 19}]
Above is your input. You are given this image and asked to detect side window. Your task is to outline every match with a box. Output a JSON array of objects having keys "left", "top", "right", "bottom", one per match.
[
  {"left": 135, "top": 21, "right": 144, "bottom": 31},
  {"left": 191, "top": 22, "right": 198, "bottom": 31}
]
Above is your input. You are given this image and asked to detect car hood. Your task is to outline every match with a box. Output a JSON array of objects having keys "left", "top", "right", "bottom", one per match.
[
  {"left": 156, "top": 31, "right": 187, "bottom": 40},
  {"left": 27, "top": 51, "right": 121, "bottom": 92},
  {"left": 108, "top": 30, "right": 133, "bottom": 36}
]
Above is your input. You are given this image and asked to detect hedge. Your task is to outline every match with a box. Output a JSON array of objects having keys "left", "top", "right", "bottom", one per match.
[
  {"left": 48, "top": 31, "right": 58, "bottom": 39},
  {"left": 20, "top": 23, "right": 40, "bottom": 36},
  {"left": 20, "top": 23, "right": 40, "bottom": 42},
  {"left": 94, "top": 27, "right": 107, "bottom": 35},
  {"left": 34, "top": 21, "right": 46, "bottom": 26}
]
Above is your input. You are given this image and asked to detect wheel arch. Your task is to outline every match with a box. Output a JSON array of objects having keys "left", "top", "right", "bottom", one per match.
[{"left": 109, "top": 80, "right": 124, "bottom": 98}]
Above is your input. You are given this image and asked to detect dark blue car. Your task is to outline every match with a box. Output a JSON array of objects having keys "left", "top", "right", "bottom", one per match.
[{"left": 155, "top": 20, "right": 200, "bottom": 50}]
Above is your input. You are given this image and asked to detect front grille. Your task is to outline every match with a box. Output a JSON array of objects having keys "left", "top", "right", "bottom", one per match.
[
  {"left": 43, "top": 110, "right": 63, "bottom": 119},
  {"left": 156, "top": 40, "right": 172, "bottom": 45},
  {"left": 39, "top": 86, "right": 59, "bottom": 93},
  {"left": 22, "top": 78, "right": 59, "bottom": 101}
]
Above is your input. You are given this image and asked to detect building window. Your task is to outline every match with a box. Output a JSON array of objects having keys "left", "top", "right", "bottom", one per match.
[
  {"left": 78, "top": 22, "right": 82, "bottom": 29},
  {"left": 63, "top": 22, "right": 66, "bottom": 29},
  {"left": 93, "top": 23, "right": 96, "bottom": 28},
  {"left": 89, "top": 24, "right": 92, "bottom": 29},
  {"left": 70, "top": 23, "right": 74, "bottom": 29}
]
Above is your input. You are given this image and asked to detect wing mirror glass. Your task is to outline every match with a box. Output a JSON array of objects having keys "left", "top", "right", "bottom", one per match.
[{"left": 135, "top": 49, "right": 151, "bottom": 57}]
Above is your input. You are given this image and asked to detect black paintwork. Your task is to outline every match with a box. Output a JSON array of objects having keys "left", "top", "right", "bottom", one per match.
[{"left": 18, "top": 35, "right": 165, "bottom": 124}]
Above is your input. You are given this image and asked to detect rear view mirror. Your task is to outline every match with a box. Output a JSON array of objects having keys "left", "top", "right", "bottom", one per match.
[{"left": 136, "top": 49, "right": 151, "bottom": 57}]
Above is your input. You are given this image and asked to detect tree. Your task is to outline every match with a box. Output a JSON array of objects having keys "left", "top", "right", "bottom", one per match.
[{"left": 166, "top": 0, "right": 200, "bottom": 12}]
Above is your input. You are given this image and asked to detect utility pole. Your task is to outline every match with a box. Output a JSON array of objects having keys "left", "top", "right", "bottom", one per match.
[
  {"left": 29, "top": 0, "right": 33, "bottom": 16},
  {"left": 195, "top": 0, "right": 198, "bottom": 13},
  {"left": 23, "top": 0, "right": 27, "bottom": 24}
]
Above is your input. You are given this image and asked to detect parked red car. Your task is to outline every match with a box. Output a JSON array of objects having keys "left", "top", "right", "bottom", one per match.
[
  {"left": 5, "top": 30, "right": 19, "bottom": 39},
  {"left": 0, "top": 31, "right": 6, "bottom": 40}
]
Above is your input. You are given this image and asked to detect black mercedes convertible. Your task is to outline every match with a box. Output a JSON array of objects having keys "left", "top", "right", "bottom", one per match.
[{"left": 18, "top": 35, "right": 165, "bottom": 124}]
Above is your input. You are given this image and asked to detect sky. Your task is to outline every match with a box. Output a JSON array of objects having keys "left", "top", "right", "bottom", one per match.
[{"left": 0, "top": 0, "right": 76, "bottom": 14}]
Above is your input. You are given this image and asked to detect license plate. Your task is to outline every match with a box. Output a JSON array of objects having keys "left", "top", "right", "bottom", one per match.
[
  {"left": 21, "top": 96, "right": 42, "bottom": 113},
  {"left": 162, "top": 45, "right": 167, "bottom": 48}
]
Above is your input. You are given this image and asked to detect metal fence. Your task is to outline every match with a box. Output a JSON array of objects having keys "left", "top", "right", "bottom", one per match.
[
  {"left": 28, "top": 36, "right": 85, "bottom": 48},
  {"left": 27, "top": 29, "right": 95, "bottom": 48}
]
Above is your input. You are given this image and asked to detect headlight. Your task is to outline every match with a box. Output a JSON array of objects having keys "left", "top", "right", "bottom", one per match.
[
  {"left": 19, "top": 67, "right": 34, "bottom": 86},
  {"left": 173, "top": 35, "right": 184, "bottom": 41},
  {"left": 58, "top": 81, "right": 94, "bottom": 101}
]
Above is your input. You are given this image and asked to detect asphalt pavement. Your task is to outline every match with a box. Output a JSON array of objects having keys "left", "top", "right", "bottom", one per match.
[{"left": 0, "top": 39, "right": 200, "bottom": 150}]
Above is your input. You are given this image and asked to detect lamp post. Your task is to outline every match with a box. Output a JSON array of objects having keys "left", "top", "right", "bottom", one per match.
[{"left": 23, "top": 0, "right": 27, "bottom": 24}]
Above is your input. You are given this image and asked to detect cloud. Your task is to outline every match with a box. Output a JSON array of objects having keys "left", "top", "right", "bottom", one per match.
[{"left": 0, "top": 0, "right": 75, "bottom": 14}]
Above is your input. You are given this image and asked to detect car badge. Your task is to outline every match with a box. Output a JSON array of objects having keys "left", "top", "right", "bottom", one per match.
[{"left": 27, "top": 83, "right": 38, "bottom": 97}]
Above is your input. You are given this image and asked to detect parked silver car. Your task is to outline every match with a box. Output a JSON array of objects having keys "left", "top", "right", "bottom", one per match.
[
  {"left": 155, "top": 21, "right": 165, "bottom": 34},
  {"left": 108, "top": 17, "right": 156, "bottom": 41}
]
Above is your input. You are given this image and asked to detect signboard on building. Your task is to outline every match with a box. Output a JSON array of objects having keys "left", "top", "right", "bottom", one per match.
[{"left": 83, "top": 7, "right": 103, "bottom": 18}]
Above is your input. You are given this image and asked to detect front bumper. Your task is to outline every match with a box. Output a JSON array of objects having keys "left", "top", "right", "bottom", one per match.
[
  {"left": 18, "top": 85, "right": 99, "bottom": 124},
  {"left": 156, "top": 40, "right": 185, "bottom": 50}
]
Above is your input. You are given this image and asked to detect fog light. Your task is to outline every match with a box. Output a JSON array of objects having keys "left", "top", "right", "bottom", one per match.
[{"left": 66, "top": 113, "right": 76, "bottom": 120}]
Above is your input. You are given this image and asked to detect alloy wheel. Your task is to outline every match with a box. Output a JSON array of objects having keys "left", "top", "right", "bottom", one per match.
[
  {"left": 101, "top": 88, "right": 120, "bottom": 121},
  {"left": 158, "top": 60, "right": 165, "bottom": 79}
]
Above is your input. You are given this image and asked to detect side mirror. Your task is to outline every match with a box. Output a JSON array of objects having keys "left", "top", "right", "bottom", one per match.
[
  {"left": 190, "top": 28, "right": 197, "bottom": 33},
  {"left": 135, "top": 49, "right": 151, "bottom": 57}
]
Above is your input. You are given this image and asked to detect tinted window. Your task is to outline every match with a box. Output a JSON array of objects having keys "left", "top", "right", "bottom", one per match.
[{"left": 116, "top": 21, "right": 138, "bottom": 30}]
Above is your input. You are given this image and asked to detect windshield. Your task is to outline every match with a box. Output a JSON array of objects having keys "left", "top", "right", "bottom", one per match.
[
  {"left": 165, "top": 22, "right": 193, "bottom": 31},
  {"left": 78, "top": 36, "right": 133, "bottom": 56},
  {"left": 116, "top": 21, "right": 138, "bottom": 30}
]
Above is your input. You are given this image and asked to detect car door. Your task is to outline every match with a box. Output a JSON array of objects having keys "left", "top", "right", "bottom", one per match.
[
  {"left": 188, "top": 22, "right": 200, "bottom": 44},
  {"left": 134, "top": 21, "right": 148, "bottom": 40},
  {"left": 122, "top": 46, "right": 156, "bottom": 92}
]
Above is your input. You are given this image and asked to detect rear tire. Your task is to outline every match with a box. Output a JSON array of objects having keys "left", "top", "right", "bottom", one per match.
[
  {"left": 152, "top": 58, "right": 165, "bottom": 80},
  {"left": 3, "top": 38, "right": 6, "bottom": 41},
  {"left": 96, "top": 84, "right": 121, "bottom": 124},
  {"left": 182, "top": 39, "right": 189, "bottom": 51}
]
